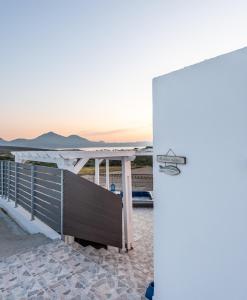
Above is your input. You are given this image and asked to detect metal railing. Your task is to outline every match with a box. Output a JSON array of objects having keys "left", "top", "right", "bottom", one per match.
[
  {"left": 0, "top": 160, "right": 123, "bottom": 248},
  {"left": 0, "top": 161, "right": 63, "bottom": 233}
]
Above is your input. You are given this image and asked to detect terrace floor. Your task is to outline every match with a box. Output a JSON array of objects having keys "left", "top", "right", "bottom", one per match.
[{"left": 0, "top": 208, "right": 153, "bottom": 300}]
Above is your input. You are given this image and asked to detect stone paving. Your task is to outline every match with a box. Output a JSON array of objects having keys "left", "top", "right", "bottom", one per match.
[{"left": 0, "top": 208, "right": 153, "bottom": 300}]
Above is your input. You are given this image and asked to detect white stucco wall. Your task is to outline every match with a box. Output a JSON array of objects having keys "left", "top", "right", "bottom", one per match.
[{"left": 153, "top": 47, "right": 247, "bottom": 300}]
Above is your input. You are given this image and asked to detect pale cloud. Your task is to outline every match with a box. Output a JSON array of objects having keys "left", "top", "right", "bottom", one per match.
[
  {"left": 79, "top": 126, "right": 152, "bottom": 142},
  {"left": 80, "top": 128, "right": 133, "bottom": 137}
]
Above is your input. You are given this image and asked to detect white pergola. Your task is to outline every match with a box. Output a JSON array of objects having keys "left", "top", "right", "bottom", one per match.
[{"left": 12, "top": 150, "right": 137, "bottom": 250}]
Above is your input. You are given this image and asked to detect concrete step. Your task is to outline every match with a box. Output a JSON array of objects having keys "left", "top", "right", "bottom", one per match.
[{"left": 0, "top": 208, "right": 51, "bottom": 258}]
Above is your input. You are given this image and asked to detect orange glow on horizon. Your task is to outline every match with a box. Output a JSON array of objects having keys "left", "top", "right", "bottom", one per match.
[{"left": 1, "top": 126, "right": 152, "bottom": 143}]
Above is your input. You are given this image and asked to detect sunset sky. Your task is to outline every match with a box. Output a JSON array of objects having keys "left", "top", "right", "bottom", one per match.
[{"left": 1, "top": 0, "right": 247, "bottom": 142}]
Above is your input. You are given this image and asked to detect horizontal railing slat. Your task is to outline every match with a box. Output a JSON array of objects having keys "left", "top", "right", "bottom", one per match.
[
  {"left": 18, "top": 183, "right": 31, "bottom": 194},
  {"left": 34, "top": 171, "right": 61, "bottom": 184},
  {"left": 17, "top": 164, "right": 32, "bottom": 172},
  {"left": 35, "top": 165, "right": 61, "bottom": 176},
  {"left": 34, "top": 210, "right": 60, "bottom": 232},
  {"left": 34, "top": 203, "right": 60, "bottom": 223},
  {"left": 9, "top": 180, "right": 15, "bottom": 188},
  {"left": 34, "top": 177, "right": 61, "bottom": 192},
  {"left": 34, "top": 184, "right": 61, "bottom": 200},
  {"left": 33, "top": 196, "right": 60, "bottom": 214},
  {"left": 18, "top": 172, "right": 32, "bottom": 181},
  {"left": 9, "top": 172, "right": 16, "bottom": 178},
  {"left": 18, "top": 199, "right": 31, "bottom": 212},
  {"left": 9, "top": 190, "right": 15, "bottom": 198},
  {"left": 18, "top": 189, "right": 31, "bottom": 203},
  {"left": 33, "top": 191, "right": 61, "bottom": 207},
  {"left": 18, "top": 195, "right": 32, "bottom": 211},
  {"left": 18, "top": 176, "right": 32, "bottom": 188},
  {"left": 18, "top": 187, "right": 31, "bottom": 199},
  {"left": 8, "top": 193, "right": 15, "bottom": 202},
  {"left": 9, "top": 186, "right": 15, "bottom": 194}
]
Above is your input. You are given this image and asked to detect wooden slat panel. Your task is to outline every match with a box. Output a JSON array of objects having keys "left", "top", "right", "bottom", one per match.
[
  {"left": 34, "top": 184, "right": 61, "bottom": 200},
  {"left": 9, "top": 191, "right": 15, "bottom": 198},
  {"left": 18, "top": 187, "right": 31, "bottom": 199},
  {"left": 34, "top": 178, "right": 61, "bottom": 192},
  {"left": 18, "top": 183, "right": 31, "bottom": 195},
  {"left": 8, "top": 193, "right": 15, "bottom": 201},
  {"left": 18, "top": 200, "right": 31, "bottom": 212},
  {"left": 9, "top": 165, "right": 15, "bottom": 172},
  {"left": 33, "top": 196, "right": 60, "bottom": 214},
  {"left": 33, "top": 202, "right": 60, "bottom": 223},
  {"left": 9, "top": 175, "right": 16, "bottom": 181},
  {"left": 34, "top": 210, "right": 60, "bottom": 232},
  {"left": 64, "top": 170, "right": 122, "bottom": 248},
  {"left": 17, "top": 173, "right": 31, "bottom": 182},
  {"left": 33, "top": 190, "right": 61, "bottom": 207},
  {"left": 9, "top": 179, "right": 15, "bottom": 186},
  {"left": 17, "top": 195, "right": 31, "bottom": 211},
  {"left": 34, "top": 171, "right": 61, "bottom": 184},
  {"left": 17, "top": 164, "right": 32, "bottom": 172},
  {"left": 18, "top": 176, "right": 31, "bottom": 188},
  {"left": 17, "top": 171, "right": 31, "bottom": 181},
  {"left": 9, "top": 185, "right": 15, "bottom": 194},
  {"left": 35, "top": 165, "right": 61, "bottom": 176},
  {"left": 9, "top": 171, "right": 16, "bottom": 177}
]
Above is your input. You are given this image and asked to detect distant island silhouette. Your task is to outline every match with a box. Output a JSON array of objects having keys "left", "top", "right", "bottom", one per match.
[{"left": 0, "top": 132, "right": 150, "bottom": 149}]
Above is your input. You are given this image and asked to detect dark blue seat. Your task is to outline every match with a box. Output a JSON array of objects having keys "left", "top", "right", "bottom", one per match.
[
  {"left": 145, "top": 281, "right": 154, "bottom": 299},
  {"left": 119, "top": 191, "right": 152, "bottom": 200}
]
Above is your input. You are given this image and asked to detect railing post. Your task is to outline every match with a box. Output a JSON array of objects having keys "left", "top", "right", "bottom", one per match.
[
  {"left": 60, "top": 169, "right": 64, "bottom": 239},
  {"left": 3, "top": 161, "right": 5, "bottom": 198},
  {"left": 30, "top": 165, "right": 34, "bottom": 220},
  {"left": 15, "top": 162, "right": 18, "bottom": 207},
  {"left": 7, "top": 161, "right": 10, "bottom": 201},
  {"left": 1, "top": 161, "right": 3, "bottom": 197}
]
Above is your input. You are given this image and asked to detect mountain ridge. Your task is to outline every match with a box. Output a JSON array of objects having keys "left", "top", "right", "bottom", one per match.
[{"left": 0, "top": 132, "right": 150, "bottom": 149}]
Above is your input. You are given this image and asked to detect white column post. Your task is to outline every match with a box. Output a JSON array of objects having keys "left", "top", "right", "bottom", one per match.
[
  {"left": 106, "top": 159, "right": 110, "bottom": 190},
  {"left": 121, "top": 157, "right": 133, "bottom": 251},
  {"left": 95, "top": 159, "right": 100, "bottom": 185}
]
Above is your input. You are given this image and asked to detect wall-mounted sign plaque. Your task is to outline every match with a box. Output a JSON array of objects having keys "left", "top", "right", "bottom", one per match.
[
  {"left": 157, "top": 155, "right": 186, "bottom": 165},
  {"left": 157, "top": 149, "right": 186, "bottom": 176},
  {"left": 159, "top": 165, "right": 181, "bottom": 176}
]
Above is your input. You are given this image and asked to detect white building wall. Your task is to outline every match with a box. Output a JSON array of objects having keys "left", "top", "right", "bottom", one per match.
[{"left": 153, "top": 48, "right": 247, "bottom": 300}]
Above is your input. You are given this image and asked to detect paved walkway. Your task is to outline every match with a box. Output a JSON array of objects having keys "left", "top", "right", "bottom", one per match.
[
  {"left": 0, "top": 209, "right": 50, "bottom": 258},
  {"left": 0, "top": 208, "right": 153, "bottom": 300}
]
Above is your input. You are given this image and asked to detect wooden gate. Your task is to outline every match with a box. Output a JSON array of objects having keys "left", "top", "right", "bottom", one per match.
[{"left": 63, "top": 170, "right": 122, "bottom": 248}]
